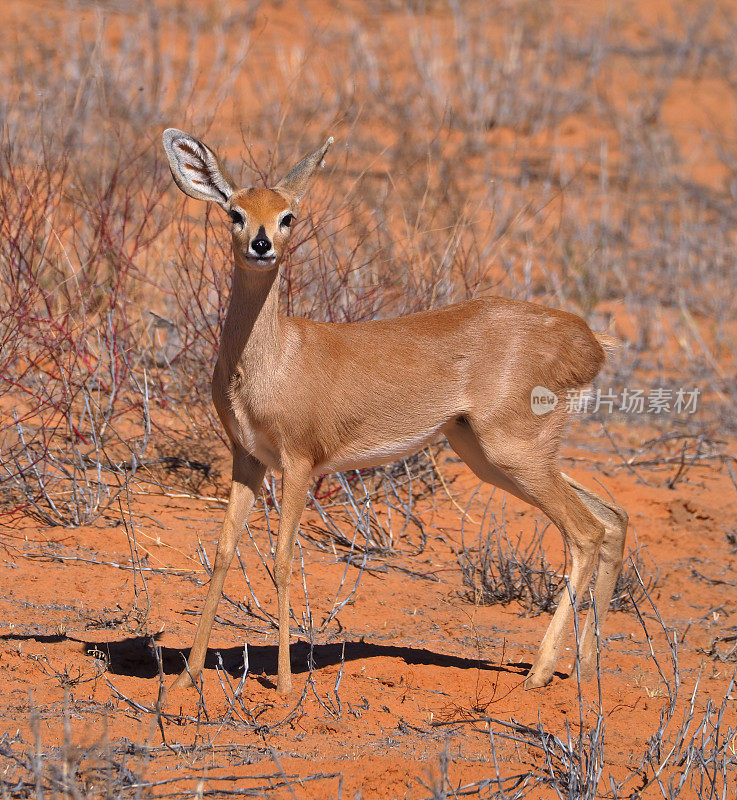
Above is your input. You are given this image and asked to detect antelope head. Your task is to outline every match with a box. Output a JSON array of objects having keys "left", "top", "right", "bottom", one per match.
[{"left": 162, "top": 129, "right": 333, "bottom": 270}]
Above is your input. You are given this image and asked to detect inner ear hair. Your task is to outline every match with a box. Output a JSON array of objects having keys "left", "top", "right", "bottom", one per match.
[{"left": 162, "top": 128, "right": 236, "bottom": 206}]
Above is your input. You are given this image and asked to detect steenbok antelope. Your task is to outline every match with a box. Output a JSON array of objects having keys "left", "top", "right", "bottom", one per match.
[{"left": 162, "top": 129, "right": 628, "bottom": 694}]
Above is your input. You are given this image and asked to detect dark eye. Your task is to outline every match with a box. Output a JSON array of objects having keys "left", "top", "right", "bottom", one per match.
[
  {"left": 280, "top": 213, "right": 294, "bottom": 229},
  {"left": 229, "top": 208, "right": 244, "bottom": 228}
]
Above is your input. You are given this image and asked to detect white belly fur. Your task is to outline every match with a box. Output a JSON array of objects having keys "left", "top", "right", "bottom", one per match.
[
  {"left": 313, "top": 427, "right": 444, "bottom": 476},
  {"left": 227, "top": 405, "right": 444, "bottom": 476}
]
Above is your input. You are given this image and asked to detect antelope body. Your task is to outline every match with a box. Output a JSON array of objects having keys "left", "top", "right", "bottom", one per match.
[{"left": 162, "top": 129, "right": 628, "bottom": 695}]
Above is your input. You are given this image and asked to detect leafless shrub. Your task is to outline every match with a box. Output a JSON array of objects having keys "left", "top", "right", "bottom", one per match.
[
  {"left": 302, "top": 447, "right": 443, "bottom": 556},
  {"left": 621, "top": 576, "right": 737, "bottom": 799},
  {"left": 459, "top": 494, "right": 657, "bottom": 616},
  {"left": 0, "top": 137, "right": 161, "bottom": 525},
  {"left": 425, "top": 586, "right": 607, "bottom": 800},
  {"left": 0, "top": 690, "right": 340, "bottom": 798},
  {"left": 0, "top": 699, "right": 144, "bottom": 799},
  {"left": 605, "top": 543, "right": 659, "bottom": 613},
  {"left": 3, "top": 0, "right": 736, "bottom": 527},
  {"left": 425, "top": 572, "right": 736, "bottom": 800},
  {"left": 459, "top": 514, "right": 565, "bottom": 615}
]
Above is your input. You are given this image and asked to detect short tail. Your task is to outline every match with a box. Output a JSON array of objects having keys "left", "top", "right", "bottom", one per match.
[{"left": 593, "top": 331, "right": 620, "bottom": 359}]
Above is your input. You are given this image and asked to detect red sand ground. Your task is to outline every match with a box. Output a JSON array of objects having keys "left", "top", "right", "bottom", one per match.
[{"left": 2, "top": 430, "right": 736, "bottom": 796}]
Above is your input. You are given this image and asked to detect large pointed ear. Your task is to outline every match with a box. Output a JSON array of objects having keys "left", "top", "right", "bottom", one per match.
[
  {"left": 275, "top": 137, "right": 334, "bottom": 204},
  {"left": 162, "top": 128, "right": 236, "bottom": 206}
]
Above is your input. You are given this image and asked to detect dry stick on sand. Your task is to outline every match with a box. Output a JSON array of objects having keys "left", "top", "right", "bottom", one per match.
[{"left": 161, "top": 128, "right": 628, "bottom": 695}]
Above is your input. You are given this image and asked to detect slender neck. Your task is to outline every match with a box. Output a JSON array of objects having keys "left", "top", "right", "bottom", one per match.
[{"left": 218, "top": 256, "right": 281, "bottom": 376}]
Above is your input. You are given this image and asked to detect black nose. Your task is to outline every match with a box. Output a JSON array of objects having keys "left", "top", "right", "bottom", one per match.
[
  {"left": 251, "top": 226, "right": 271, "bottom": 256},
  {"left": 252, "top": 237, "right": 271, "bottom": 256}
]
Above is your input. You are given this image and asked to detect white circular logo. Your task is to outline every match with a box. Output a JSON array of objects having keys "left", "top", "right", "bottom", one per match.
[{"left": 530, "top": 385, "right": 558, "bottom": 415}]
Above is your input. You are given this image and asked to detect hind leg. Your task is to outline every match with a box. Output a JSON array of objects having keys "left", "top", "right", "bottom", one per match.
[
  {"left": 444, "top": 419, "right": 537, "bottom": 505},
  {"left": 519, "top": 477, "right": 605, "bottom": 688},
  {"left": 562, "top": 474, "right": 628, "bottom": 681},
  {"left": 445, "top": 419, "right": 606, "bottom": 688}
]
